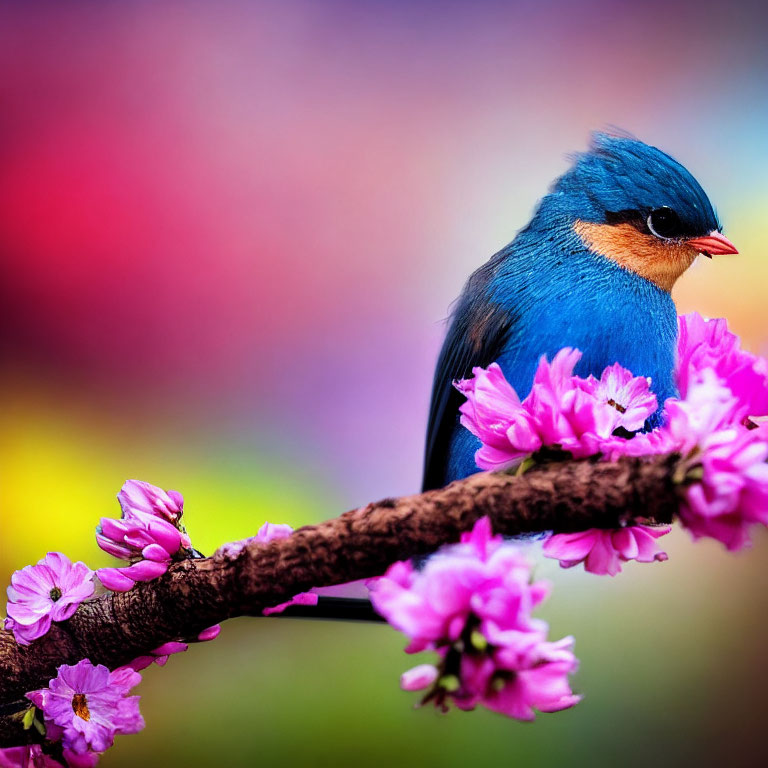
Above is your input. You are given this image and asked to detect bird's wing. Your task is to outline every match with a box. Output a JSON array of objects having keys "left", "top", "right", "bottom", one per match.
[{"left": 422, "top": 279, "right": 514, "bottom": 491}]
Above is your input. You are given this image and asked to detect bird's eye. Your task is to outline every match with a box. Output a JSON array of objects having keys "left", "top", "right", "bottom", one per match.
[{"left": 647, "top": 207, "right": 684, "bottom": 240}]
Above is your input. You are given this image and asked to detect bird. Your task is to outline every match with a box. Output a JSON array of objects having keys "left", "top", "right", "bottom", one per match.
[{"left": 422, "top": 132, "right": 738, "bottom": 491}]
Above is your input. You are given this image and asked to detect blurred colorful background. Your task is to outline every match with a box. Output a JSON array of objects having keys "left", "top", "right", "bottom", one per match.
[{"left": 1, "top": 1, "right": 768, "bottom": 766}]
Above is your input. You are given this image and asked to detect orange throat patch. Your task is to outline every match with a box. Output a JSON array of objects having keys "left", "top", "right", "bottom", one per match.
[{"left": 574, "top": 220, "right": 699, "bottom": 292}]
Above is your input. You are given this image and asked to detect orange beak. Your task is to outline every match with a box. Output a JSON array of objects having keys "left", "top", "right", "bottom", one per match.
[{"left": 685, "top": 231, "right": 739, "bottom": 257}]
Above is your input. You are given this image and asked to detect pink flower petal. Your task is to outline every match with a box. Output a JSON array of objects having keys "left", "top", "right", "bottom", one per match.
[
  {"left": 97, "top": 568, "right": 136, "bottom": 592},
  {"left": 400, "top": 664, "right": 439, "bottom": 691},
  {"left": 197, "top": 624, "right": 221, "bottom": 642},
  {"left": 122, "top": 560, "right": 168, "bottom": 582},
  {"left": 262, "top": 591, "right": 319, "bottom": 616}
]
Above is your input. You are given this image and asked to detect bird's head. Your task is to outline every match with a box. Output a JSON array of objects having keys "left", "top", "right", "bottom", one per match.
[{"left": 539, "top": 132, "right": 737, "bottom": 291}]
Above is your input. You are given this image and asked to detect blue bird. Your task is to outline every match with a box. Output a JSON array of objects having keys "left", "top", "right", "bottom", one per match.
[{"left": 422, "top": 132, "right": 738, "bottom": 491}]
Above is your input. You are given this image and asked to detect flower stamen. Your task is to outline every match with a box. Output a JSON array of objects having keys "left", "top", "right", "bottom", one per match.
[
  {"left": 71, "top": 693, "right": 91, "bottom": 721},
  {"left": 606, "top": 397, "right": 627, "bottom": 414}
]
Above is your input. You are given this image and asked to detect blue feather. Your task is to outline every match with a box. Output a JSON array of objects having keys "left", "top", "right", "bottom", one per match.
[{"left": 423, "top": 133, "right": 723, "bottom": 490}]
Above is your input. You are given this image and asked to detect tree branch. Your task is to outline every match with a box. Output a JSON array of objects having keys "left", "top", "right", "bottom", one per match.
[{"left": 0, "top": 454, "right": 682, "bottom": 747}]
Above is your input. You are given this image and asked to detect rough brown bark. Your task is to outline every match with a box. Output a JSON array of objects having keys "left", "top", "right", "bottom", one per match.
[{"left": 0, "top": 455, "right": 681, "bottom": 747}]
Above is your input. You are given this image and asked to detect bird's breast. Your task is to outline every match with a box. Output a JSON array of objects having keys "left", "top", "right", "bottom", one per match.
[{"left": 491, "top": 256, "right": 679, "bottom": 407}]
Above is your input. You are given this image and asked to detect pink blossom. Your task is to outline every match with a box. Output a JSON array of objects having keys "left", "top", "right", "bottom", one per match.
[
  {"left": 0, "top": 746, "right": 69, "bottom": 768},
  {"left": 0, "top": 746, "right": 95, "bottom": 768},
  {"left": 59, "top": 750, "right": 98, "bottom": 768},
  {"left": 117, "top": 479, "right": 184, "bottom": 524},
  {"left": 0, "top": 747, "right": 39, "bottom": 768},
  {"left": 600, "top": 368, "right": 744, "bottom": 464},
  {"left": 611, "top": 374, "right": 768, "bottom": 551},
  {"left": 5, "top": 554, "right": 94, "bottom": 646},
  {"left": 662, "top": 372, "right": 743, "bottom": 453},
  {"left": 542, "top": 526, "right": 670, "bottom": 576},
  {"left": 677, "top": 313, "right": 768, "bottom": 422},
  {"left": 371, "top": 517, "right": 548, "bottom": 650},
  {"left": 647, "top": 351, "right": 768, "bottom": 550},
  {"left": 454, "top": 633, "right": 581, "bottom": 720},
  {"left": 679, "top": 424, "right": 768, "bottom": 551},
  {"left": 576, "top": 363, "right": 657, "bottom": 432},
  {"left": 0, "top": 748, "right": 40, "bottom": 768},
  {"left": 373, "top": 518, "right": 580, "bottom": 720},
  {"left": 488, "top": 637, "right": 580, "bottom": 719},
  {"left": 27, "top": 660, "right": 144, "bottom": 756},
  {"left": 522, "top": 349, "right": 653, "bottom": 456},
  {"left": 454, "top": 363, "right": 539, "bottom": 470},
  {"left": 96, "top": 480, "right": 192, "bottom": 593},
  {"left": 634, "top": 363, "right": 768, "bottom": 550},
  {"left": 456, "top": 352, "right": 657, "bottom": 470}
]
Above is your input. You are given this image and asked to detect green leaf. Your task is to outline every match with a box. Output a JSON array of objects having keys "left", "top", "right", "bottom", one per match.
[{"left": 22, "top": 707, "right": 36, "bottom": 730}]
